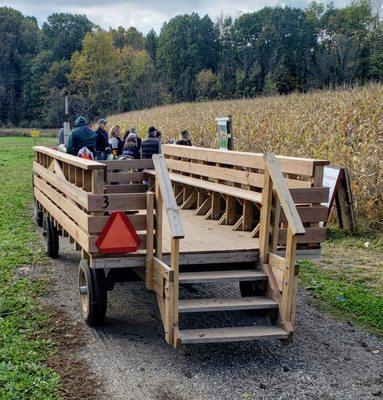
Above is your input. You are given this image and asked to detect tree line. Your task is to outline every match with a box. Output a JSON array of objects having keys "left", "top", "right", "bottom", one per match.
[{"left": 1, "top": 1, "right": 382, "bottom": 128}]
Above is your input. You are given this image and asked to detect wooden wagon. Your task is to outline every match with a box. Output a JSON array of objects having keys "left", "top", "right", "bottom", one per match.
[{"left": 32, "top": 145, "right": 329, "bottom": 347}]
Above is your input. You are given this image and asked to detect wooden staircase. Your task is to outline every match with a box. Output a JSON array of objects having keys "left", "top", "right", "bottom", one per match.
[
  {"left": 150, "top": 153, "right": 306, "bottom": 348},
  {"left": 175, "top": 266, "right": 288, "bottom": 344}
]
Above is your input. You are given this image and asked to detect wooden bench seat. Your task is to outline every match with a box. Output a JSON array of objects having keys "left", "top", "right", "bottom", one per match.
[
  {"left": 146, "top": 170, "right": 263, "bottom": 203},
  {"left": 156, "top": 145, "right": 330, "bottom": 248}
]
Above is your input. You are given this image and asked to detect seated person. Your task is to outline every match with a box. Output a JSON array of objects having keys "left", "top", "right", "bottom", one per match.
[
  {"left": 176, "top": 130, "right": 192, "bottom": 146},
  {"left": 141, "top": 126, "right": 161, "bottom": 159},
  {"left": 94, "top": 118, "right": 110, "bottom": 160},
  {"left": 122, "top": 132, "right": 140, "bottom": 159},
  {"left": 109, "top": 125, "right": 124, "bottom": 156},
  {"left": 67, "top": 116, "right": 97, "bottom": 156}
]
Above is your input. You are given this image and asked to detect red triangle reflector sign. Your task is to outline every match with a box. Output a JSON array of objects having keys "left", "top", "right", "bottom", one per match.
[{"left": 96, "top": 211, "right": 141, "bottom": 254}]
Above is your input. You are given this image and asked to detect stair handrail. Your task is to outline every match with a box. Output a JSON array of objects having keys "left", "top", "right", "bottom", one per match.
[
  {"left": 152, "top": 154, "right": 185, "bottom": 239},
  {"left": 148, "top": 154, "right": 184, "bottom": 347},
  {"left": 259, "top": 153, "right": 306, "bottom": 336},
  {"left": 264, "top": 153, "right": 305, "bottom": 236}
]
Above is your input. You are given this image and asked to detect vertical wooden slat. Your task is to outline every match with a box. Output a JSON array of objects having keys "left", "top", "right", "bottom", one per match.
[
  {"left": 146, "top": 192, "right": 155, "bottom": 290},
  {"left": 89, "top": 169, "right": 105, "bottom": 252},
  {"left": 83, "top": 170, "right": 92, "bottom": 192},
  {"left": 259, "top": 169, "right": 273, "bottom": 265},
  {"left": 75, "top": 167, "right": 83, "bottom": 188},
  {"left": 196, "top": 189, "right": 207, "bottom": 209},
  {"left": 243, "top": 200, "right": 254, "bottom": 231},
  {"left": 155, "top": 179, "right": 163, "bottom": 259},
  {"left": 271, "top": 197, "right": 281, "bottom": 252},
  {"left": 310, "top": 165, "right": 324, "bottom": 228},
  {"left": 226, "top": 195, "right": 237, "bottom": 225},
  {"left": 171, "top": 238, "right": 180, "bottom": 348},
  {"left": 164, "top": 280, "right": 174, "bottom": 345},
  {"left": 280, "top": 228, "right": 298, "bottom": 323},
  {"left": 211, "top": 192, "right": 221, "bottom": 220}
]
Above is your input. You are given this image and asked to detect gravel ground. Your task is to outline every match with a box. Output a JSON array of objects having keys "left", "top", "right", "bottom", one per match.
[{"left": 48, "top": 238, "right": 383, "bottom": 400}]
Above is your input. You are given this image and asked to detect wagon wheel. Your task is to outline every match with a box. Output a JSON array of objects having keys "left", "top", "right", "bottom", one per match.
[
  {"left": 33, "top": 199, "right": 43, "bottom": 227},
  {"left": 78, "top": 259, "right": 107, "bottom": 326},
  {"left": 44, "top": 215, "right": 59, "bottom": 258}
]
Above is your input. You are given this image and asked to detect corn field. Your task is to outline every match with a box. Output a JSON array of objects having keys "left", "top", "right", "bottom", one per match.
[{"left": 109, "top": 84, "right": 383, "bottom": 230}]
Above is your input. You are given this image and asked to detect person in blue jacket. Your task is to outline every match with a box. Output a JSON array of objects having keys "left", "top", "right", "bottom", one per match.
[{"left": 67, "top": 116, "right": 97, "bottom": 156}]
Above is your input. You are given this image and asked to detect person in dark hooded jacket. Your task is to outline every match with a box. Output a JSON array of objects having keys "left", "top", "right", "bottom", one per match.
[
  {"left": 67, "top": 116, "right": 97, "bottom": 156},
  {"left": 141, "top": 126, "right": 161, "bottom": 159}
]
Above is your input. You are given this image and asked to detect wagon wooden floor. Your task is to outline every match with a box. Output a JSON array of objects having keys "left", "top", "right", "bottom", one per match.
[{"left": 162, "top": 209, "right": 259, "bottom": 265}]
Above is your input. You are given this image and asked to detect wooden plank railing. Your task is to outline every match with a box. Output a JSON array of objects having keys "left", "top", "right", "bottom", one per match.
[
  {"left": 259, "top": 153, "right": 306, "bottom": 338},
  {"left": 161, "top": 145, "right": 329, "bottom": 246},
  {"left": 149, "top": 154, "right": 185, "bottom": 347},
  {"left": 33, "top": 146, "right": 151, "bottom": 256}
]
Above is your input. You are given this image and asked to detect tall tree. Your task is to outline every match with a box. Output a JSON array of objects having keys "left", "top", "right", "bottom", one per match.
[
  {"left": 145, "top": 29, "right": 158, "bottom": 63},
  {"left": 157, "top": 13, "right": 219, "bottom": 101},
  {"left": 0, "top": 7, "right": 40, "bottom": 125},
  {"left": 42, "top": 13, "right": 94, "bottom": 61},
  {"left": 111, "top": 26, "right": 145, "bottom": 50},
  {"left": 118, "top": 47, "right": 157, "bottom": 111},
  {"left": 230, "top": 7, "right": 317, "bottom": 95},
  {"left": 315, "top": 0, "right": 377, "bottom": 85},
  {"left": 70, "top": 31, "right": 119, "bottom": 118}
]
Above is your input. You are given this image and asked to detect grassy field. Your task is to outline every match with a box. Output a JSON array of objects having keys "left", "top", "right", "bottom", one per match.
[
  {"left": 109, "top": 83, "right": 383, "bottom": 231},
  {"left": 299, "top": 229, "right": 383, "bottom": 334},
  {"left": 0, "top": 128, "right": 58, "bottom": 138},
  {"left": 0, "top": 136, "right": 60, "bottom": 399}
]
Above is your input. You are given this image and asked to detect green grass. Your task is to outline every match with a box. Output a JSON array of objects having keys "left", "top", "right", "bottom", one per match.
[
  {"left": 0, "top": 136, "right": 60, "bottom": 399},
  {"left": 299, "top": 231, "right": 383, "bottom": 334}
]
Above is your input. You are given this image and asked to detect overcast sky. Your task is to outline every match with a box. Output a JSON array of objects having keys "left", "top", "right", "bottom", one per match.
[{"left": 3, "top": 0, "right": 351, "bottom": 33}]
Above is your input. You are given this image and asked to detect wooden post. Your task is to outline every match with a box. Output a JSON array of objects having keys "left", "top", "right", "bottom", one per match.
[
  {"left": 259, "top": 170, "right": 273, "bottom": 265},
  {"left": 311, "top": 165, "right": 324, "bottom": 227},
  {"left": 225, "top": 196, "right": 237, "bottom": 225},
  {"left": 155, "top": 179, "right": 163, "bottom": 260},
  {"left": 211, "top": 192, "right": 222, "bottom": 220},
  {"left": 227, "top": 115, "right": 234, "bottom": 151},
  {"left": 146, "top": 192, "right": 155, "bottom": 290},
  {"left": 271, "top": 197, "right": 281, "bottom": 252},
  {"left": 171, "top": 238, "right": 180, "bottom": 348},
  {"left": 280, "top": 228, "right": 298, "bottom": 323},
  {"left": 243, "top": 200, "right": 254, "bottom": 231},
  {"left": 164, "top": 280, "right": 174, "bottom": 345}
]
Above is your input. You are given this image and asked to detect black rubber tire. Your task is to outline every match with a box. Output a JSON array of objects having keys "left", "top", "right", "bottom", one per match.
[
  {"left": 44, "top": 215, "right": 59, "bottom": 258},
  {"left": 78, "top": 260, "right": 107, "bottom": 326},
  {"left": 34, "top": 200, "right": 43, "bottom": 227}
]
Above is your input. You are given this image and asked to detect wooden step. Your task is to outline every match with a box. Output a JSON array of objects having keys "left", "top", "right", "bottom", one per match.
[
  {"left": 179, "top": 326, "right": 288, "bottom": 344},
  {"left": 179, "top": 296, "right": 278, "bottom": 313},
  {"left": 179, "top": 269, "right": 267, "bottom": 284}
]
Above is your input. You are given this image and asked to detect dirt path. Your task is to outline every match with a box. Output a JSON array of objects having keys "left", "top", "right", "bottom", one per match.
[{"left": 47, "top": 238, "right": 383, "bottom": 400}]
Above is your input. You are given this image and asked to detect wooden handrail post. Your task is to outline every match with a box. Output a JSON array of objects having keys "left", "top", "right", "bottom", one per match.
[
  {"left": 271, "top": 197, "right": 281, "bottom": 252},
  {"left": 259, "top": 169, "right": 273, "bottom": 265},
  {"left": 155, "top": 179, "right": 163, "bottom": 260},
  {"left": 146, "top": 192, "right": 155, "bottom": 290},
  {"left": 280, "top": 227, "right": 298, "bottom": 323},
  {"left": 171, "top": 238, "right": 180, "bottom": 348}
]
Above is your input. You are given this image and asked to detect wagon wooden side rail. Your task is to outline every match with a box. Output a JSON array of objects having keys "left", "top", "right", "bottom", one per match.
[{"left": 33, "top": 147, "right": 150, "bottom": 256}]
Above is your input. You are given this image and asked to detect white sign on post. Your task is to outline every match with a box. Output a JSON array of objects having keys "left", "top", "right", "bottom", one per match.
[{"left": 322, "top": 166, "right": 342, "bottom": 208}]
